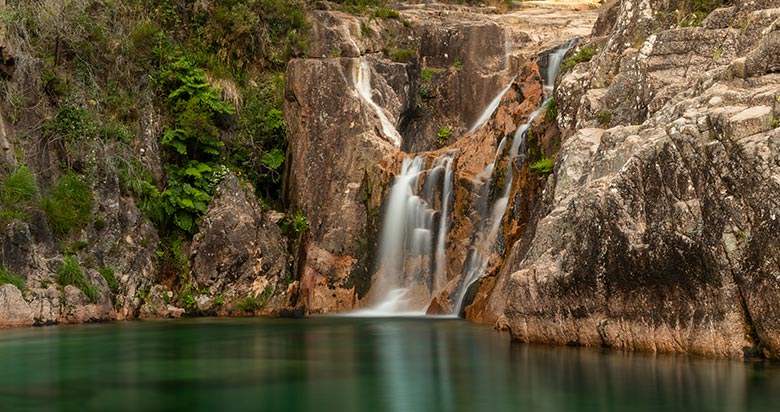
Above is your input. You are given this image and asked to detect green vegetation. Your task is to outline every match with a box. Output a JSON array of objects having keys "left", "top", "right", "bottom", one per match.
[
  {"left": 370, "top": 7, "right": 400, "bottom": 20},
  {"left": 56, "top": 255, "right": 98, "bottom": 303},
  {"left": 383, "top": 47, "right": 415, "bottom": 63},
  {"left": 530, "top": 157, "right": 555, "bottom": 175},
  {"left": 454, "top": 57, "right": 463, "bottom": 71},
  {"left": 596, "top": 110, "right": 612, "bottom": 127},
  {"left": 419, "top": 85, "right": 431, "bottom": 99},
  {"left": 182, "top": 292, "right": 197, "bottom": 310},
  {"left": 40, "top": 173, "right": 93, "bottom": 237},
  {"left": 0, "top": 166, "right": 39, "bottom": 224},
  {"left": 98, "top": 267, "right": 119, "bottom": 294},
  {"left": 0, "top": 266, "right": 25, "bottom": 291},
  {"left": 437, "top": 127, "right": 452, "bottom": 148},
  {"left": 236, "top": 295, "right": 263, "bottom": 312},
  {"left": 561, "top": 46, "right": 597, "bottom": 70},
  {"left": 544, "top": 98, "right": 558, "bottom": 123},
  {"left": 293, "top": 212, "right": 309, "bottom": 234},
  {"left": 678, "top": 0, "right": 726, "bottom": 27}
]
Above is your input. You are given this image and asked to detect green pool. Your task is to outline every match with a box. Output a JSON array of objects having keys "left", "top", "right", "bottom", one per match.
[{"left": 0, "top": 316, "right": 778, "bottom": 411}]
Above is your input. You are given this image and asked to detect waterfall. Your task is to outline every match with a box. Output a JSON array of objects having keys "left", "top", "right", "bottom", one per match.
[
  {"left": 360, "top": 153, "right": 456, "bottom": 315},
  {"left": 355, "top": 58, "right": 402, "bottom": 147},
  {"left": 452, "top": 40, "right": 578, "bottom": 315},
  {"left": 360, "top": 39, "right": 577, "bottom": 317},
  {"left": 542, "top": 38, "right": 579, "bottom": 92},
  {"left": 466, "top": 77, "right": 517, "bottom": 134}
]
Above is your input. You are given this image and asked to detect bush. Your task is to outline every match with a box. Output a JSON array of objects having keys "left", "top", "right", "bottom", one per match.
[
  {"left": 0, "top": 266, "right": 25, "bottom": 291},
  {"left": 530, "top": 157, "right": 555, "bottom": 175},
  {"left": 56, "top": 255, "right": 98, "bottom": 303},
  {"left": 41, "top": 173, "right": 93, "bottom": 237}
]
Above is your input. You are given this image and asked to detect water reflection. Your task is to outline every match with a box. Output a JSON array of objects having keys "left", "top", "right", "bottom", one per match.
[{"left": 0, "top": 317, "right": 779, "bottom": 411}]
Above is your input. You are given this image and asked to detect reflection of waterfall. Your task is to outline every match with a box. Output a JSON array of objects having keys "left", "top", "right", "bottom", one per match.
[
  {"left": 452, "top": 40, "right": 578, "bottom": 314},
  {"left": 362, "top": 153, "right": 455, "bottom": 315}
]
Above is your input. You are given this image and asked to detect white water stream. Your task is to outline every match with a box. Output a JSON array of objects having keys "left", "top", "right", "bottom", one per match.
[
  {"left": 355, "top": 59, "right": 402, "bottom": 147},
  {"left": 363, "top": 40, "right": 577, "bottom": 317}
]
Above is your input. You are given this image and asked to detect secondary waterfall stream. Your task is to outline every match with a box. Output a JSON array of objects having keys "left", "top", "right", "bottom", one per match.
[{"left": 365, "top": 40, "right": 577, "bottom": 316}]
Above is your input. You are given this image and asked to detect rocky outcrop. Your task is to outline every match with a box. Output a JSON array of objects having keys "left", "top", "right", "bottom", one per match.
[
  {"left": 190, "top": 173, "right": 290, "bottom": 314},
  {"left": 283, "top": 3, "right": 597, "bottom": 314},
  {"left": 473, "top": 0, "right": 780, "bottom": 358}
]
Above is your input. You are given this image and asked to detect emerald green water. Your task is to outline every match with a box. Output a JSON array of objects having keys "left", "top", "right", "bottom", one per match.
[{"left": 0, "top": 317, "right": 779, "bottom": 412}]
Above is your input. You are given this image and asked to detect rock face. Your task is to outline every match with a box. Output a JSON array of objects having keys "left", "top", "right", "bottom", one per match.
[
  {"left": 473, "top": 0, "right": 780, "bottom": 358},
  {"left": 283, "top": 4, "right": 597, "bottom": 314},
  {"left": 190, "top": 173, "right": 290, "bottom": 313}
]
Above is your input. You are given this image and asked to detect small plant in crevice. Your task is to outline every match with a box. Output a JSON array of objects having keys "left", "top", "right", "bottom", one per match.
[
  {"left": 437, "top": 127, "right": 451, "bottom": 148},
  {"left": 56, "top": 255, "right": 98, "bottom": 303},
  {"left": 419, "top": 85, "right": 431, "bottom": 100},
  {"left": 545, "top": 98, "right": 558, "bottom": 123},
  {"left": 561, "top": 46, "right": 597, "bottom": 70},
  {"left": 0, "top": 266, "right": 25, "bottom": 291},
  {"left": 530, "top": 157, "right": 555, "bottom": 175},
  {"left": 596, "top": 110, "right": 612, "bottom": 127},
  {"left": 453, "top": 57, "right": 463, "bottom": 71}
]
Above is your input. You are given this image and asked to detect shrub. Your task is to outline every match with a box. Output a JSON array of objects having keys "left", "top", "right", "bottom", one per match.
[
  {"left": 0, "top": 266, "right": 25, "bottom": 291},
  {"left": 41, "top": 173, "right": 93, "bottom": 237},
  {"left": 530, "top": 157, "right": 555, "bottom": 175},
  {"left": 561, "top": 46, "right": 597, "bottom": 70},
  {"left": 56, "top": 255, "right": 98, "bottom": 303},
  {"left": 98, "top": 266, "right": 119, "bottom": 294},
  {"left": 1, "top": 166, "right": 39, "bottom": 224}
]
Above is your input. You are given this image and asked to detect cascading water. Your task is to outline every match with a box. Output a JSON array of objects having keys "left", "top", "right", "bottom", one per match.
[
  {"left": 361, "top": 39, "right": 577, "bottom": 317},
  {"left": 355, "top": 58, "right": 402, "bottom": 147},
  {"left": 361, "top": 153, "right": 456, "bottom": 315},
  {"left": 452, "top": 40, "right": 578, "bottom": 314},
  {"left": 466, "top": 77, "right": 517, "bottom": 134}
]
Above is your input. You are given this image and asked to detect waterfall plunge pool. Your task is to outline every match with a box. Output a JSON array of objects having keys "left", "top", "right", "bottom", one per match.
[{"left": 1, "top": 316, "right": 779, "bottom": 412}]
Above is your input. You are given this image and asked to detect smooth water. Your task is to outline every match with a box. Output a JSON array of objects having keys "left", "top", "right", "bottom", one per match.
[{"left": 1, "top": 318, "right": 780, "bottom": 412}]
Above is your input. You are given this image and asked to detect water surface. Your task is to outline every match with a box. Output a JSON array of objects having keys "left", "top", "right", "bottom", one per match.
[{"left": 0, "top": 317, "right": 778, "bottom": 412}]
